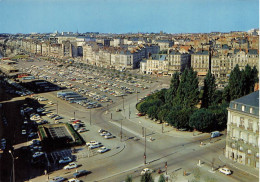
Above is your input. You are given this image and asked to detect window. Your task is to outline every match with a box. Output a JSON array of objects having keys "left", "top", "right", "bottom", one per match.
[
  {"left": 248, "top": 120, "right": 253, "bottom": 130},
  {"left": 256, "top": 153, "right": 259, "bottom": 158},
  {"left": 234, "top": 104, "right": 237, "bottom": 109},
  {"left": 239, "top": 146, "right": 243, "bottom": 151},
  {"left": 250, "top": 107, "right": 253, "bottom": 114},
  {"left": 240, "top": 117, "right": 244, "bottom": 126},
  {"left": 248, "top": 149, "right": 252, "bottom": 154},
  {"left": 242, "top": 105, "right": 245, "bottom": 111}
]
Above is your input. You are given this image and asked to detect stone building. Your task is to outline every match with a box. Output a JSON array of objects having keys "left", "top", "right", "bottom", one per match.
[
  {"left": 168, "top": 50, "right": 191, "bottom": 75},
  {"left": 191, "top": 50, "right": 210, "bottom": 77},
  {"left": 225, "top": 91, "right": 259, "bottom": 169}
]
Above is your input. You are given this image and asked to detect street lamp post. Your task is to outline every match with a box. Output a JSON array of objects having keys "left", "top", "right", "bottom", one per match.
[
  {"left": 129, "top": 103, "right": 131, "bottom": 119},
  {"left": 56, "top": 101, "right": 58, "bottom": 115},
  {"left": 144, "top": 128, "right": 146, "bottom": 164},
  {"left": 120, "top": 119, "right": 123, "bottom": 142},
  {"left": 90, "top": 109, "right": 92, "bottom": 125},
  {"left": 9, "top": 150, "right": 15, "bottom": 182},
  {"left": 73, "top": 111, "right": 75, "bottom": 120},
  {"left": 122, "top": 96, "right": 124, "bottom": 110}
]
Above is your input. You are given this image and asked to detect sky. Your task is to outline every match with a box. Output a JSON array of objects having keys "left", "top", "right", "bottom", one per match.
[{"left": 0, "top": 0, "right": 259, "bottom": 34}]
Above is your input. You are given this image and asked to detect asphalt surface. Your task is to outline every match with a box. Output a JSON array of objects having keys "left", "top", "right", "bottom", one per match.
[{"left": 0, "top": 57, "right": 258, "bottom": 182}]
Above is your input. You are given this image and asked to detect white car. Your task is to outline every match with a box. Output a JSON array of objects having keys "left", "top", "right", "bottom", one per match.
[
  {"left": 97, "top": 147, "right": 110, "bottom": 153},
  {"left": 64, "top": 162, "right": 78, "bottom": 170},
  {"left": 218, "top": 167, "right": 232, "bottom": 175},
  {"left": 86, "top": 141, "right": 101, "bottom": 146},
  {"left": 59, "top": 157, "right": 72, "bottom": 164},
  {"left": 98, "top": 129, "right": 106, "bottom": 133},
  {"left": 104, "top": 135, "right": 115, "bottom": 139},
  {"left": 32, "top": 152, "right": 44, "bottom": 158},
  {"left": 67, "top": 178, "right": 80, "bottom": 182},
  {"left": 141, "top": 168, "right": 153, "bottom": 175},
  {"left": 88, "top": 144, "right": 102, "bottom": 149},
  {"left": 38, "top": 97, "right": 48, "bottom": 101}
]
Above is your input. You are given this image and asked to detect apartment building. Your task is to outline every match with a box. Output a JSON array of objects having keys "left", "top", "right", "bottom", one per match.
[
  {"left": 225, "top": 91, "right": 259, "bottom": 168},
  {"left": 191, "top": 50, "right": 210, "bottom": 76},
  {"left": 168, "top": 50, "right": 191, "bottom": 75},
  {"left": 145, "top": 54, "right": 168, "bottom": 75}
]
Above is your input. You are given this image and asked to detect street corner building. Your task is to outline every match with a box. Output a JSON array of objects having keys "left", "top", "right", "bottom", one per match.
[{"left": 225, "top": 91, "right": 259, "bottom": 168}]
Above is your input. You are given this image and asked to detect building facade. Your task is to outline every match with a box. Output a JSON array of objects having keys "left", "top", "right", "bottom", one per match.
[{"left": 225, "top": 91, "right": 259, "bottom": 169}]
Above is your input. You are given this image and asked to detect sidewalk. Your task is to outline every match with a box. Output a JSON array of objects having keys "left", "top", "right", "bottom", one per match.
[{"left": 218, "top": 154, "right": 259, "bottom": 178}]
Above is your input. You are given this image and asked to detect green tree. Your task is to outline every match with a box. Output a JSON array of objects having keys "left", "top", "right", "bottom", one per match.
[
  {"left": 166, "top": 107, "right": 193, "bottom": 129},
  {"left": 158, "top": 174, "right": 166, "bottom": 182},
  {"left": 165, "top": 72, "right": 180, "bottom": 105},
  {"left": 125, "top": 175, "right": 133, "bottom": 182},
  {"left": 174, "top": 68, "right": 199, "bottom": 108},
  {"left": 226, "top": 64, "right": 243, "bottom": 101},
  {"left": 189, "top": 108, "right": 215, "bottom": 132},
  {"left": 141, "top": 173, "right": 154, "bottom": 182},
  {"left": 147, "top": 105, "right": 158, "bottom": 119},
  {"left": 201, "top": 70, "right": 216, "bottom": 108}
]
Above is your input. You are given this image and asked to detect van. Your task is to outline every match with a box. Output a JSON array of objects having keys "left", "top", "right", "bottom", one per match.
[{"left": 211, "top": 131, "right": 220, "bottom": 138}]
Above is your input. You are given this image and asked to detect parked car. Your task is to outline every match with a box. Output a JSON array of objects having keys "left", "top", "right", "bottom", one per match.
[
  {"left": 86, "top": 141, "right": 101, "bottom": 146},
  {"left": 141, "top": 168, "right": 153, "bottom": 175},
  {"left": 59, "top": 157, "right": 72, "bottom": 164},
  {"left": 22, "top": 130, "right": 27, "bottom": 135},
  {"left": 64, "top": 162, "right": 78, "bottom": 170},
  {"left": 54, "top": 116, "right": 63, "bottom": 120},
  {"left": 32, "top": 152, "right": 44, "bottom": 158},
  {"left": 88, "top": 144, "right": 102, "bottom": 149},
  {"left": 78, "top": 128, "right": 87, "bottom": 133},
  {"left": 67, "top": 178, "right": 80, "bottom": 182},
  {"left": 73, "top": 170, "right": 90, "bottom": 178},
  {"left": 218, "top": 167, "right": 232, "bottom": 175},
  {"left": 104, "top": 135, "right": 115, "bottom": 139},
  {"left": 97, "top": 147, "right": 110, "bottom": 153},
  {"left": 48, "top": 176, "right": 65, "bottom": 182}
]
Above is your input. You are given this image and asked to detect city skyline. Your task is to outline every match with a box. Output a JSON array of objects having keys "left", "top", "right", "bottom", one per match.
[{"left": 0, "top": 0, "right": 259, "bottom": 34}]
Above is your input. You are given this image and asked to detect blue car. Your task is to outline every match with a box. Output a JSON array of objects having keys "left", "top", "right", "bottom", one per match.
[{"left": 73, "top": 170, "right": 90, "bottom": 178}]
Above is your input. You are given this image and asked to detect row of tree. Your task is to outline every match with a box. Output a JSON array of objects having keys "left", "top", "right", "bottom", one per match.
[{"left": 137, "top": 64, "right": 258, "bottom": 132}]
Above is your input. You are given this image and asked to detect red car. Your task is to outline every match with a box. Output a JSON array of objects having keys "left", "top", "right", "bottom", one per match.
[{"left": 137, "top": 113, "right": 145, "bottom": 116}]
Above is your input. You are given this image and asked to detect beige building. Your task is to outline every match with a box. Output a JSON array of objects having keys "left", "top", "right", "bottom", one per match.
[
  {"left": 168, "top": 50, "right": 191, "bottom": 75},
  {"left": 225, "top": 91, "right": 259, "bottom": 168},
  {"left": 191, "top": 50, "right": 210, "bottom": 76}
]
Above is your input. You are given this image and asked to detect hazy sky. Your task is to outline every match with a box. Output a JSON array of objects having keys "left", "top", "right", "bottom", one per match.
[{"left": 0, "top": 0, "right": 258, "bottom": 34}]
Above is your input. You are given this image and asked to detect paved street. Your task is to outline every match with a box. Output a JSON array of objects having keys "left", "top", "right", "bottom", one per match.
[{"left": 2, "top": 58, "right": 257, "bottom": 182}]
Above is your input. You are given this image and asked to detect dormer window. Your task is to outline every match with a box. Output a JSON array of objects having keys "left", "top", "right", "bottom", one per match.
[
  {"left": 250, "top": 107, "right": 253, "bottom": 114},
  {"left": 242, "top": 105, "right": 245, "bottom": 111},
  {"left": 234, "top": 104, "right": 237, "bottom": 109}
]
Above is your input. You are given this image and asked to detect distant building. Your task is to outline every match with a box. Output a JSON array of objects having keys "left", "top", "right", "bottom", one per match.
[
  {"left": 225, "top": 91, "right": 259, "bottom": 169},
  {"left": 191, "top": 50, "right": 210, "bottom": 77}
]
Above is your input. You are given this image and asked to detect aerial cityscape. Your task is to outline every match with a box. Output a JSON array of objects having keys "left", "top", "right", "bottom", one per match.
[{"left": 0, "top": 0, "right": 259, "bottom": 182}]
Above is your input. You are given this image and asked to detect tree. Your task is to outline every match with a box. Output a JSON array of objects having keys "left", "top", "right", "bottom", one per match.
[
  {"left": 125, "top": 175, "right": 133, "bottom": 182},
  {"left": 174, "top": 68, "right": 199, "bottom": 108},
  {"left": 201, "top": 70, "right": 216, "bottom": 108},
  {"left": 166, "top": 107, "right": 193, "bottom": 129},
  {"left": 141, "top": 173, "right": 154, "bottom": 182},
  {"left": 158, "top": 174, "right": 166, "bottom": 182},
  {"left": 147, "top": 105, "right": 158, "bottom": 120},
  {"left": 189, "top": 108, "right": 215, "bottom": 132},
  {"left": 165, "top": 72, "right": 180, "bottom": 105},
  {"left": 226, "top": 64, "right": 243, "bottom": 101}
]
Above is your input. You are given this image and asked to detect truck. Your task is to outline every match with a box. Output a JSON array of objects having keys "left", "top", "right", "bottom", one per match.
[{"left": 211, "top": 131, "right": 220, "bottom": 138}]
